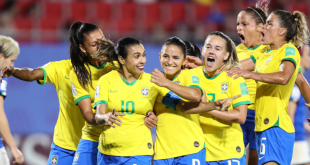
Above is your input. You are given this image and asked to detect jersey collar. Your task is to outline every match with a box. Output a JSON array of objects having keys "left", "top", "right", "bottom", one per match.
[
  {"left": 203, "top": 67, "right": 220, "bottom": 80},
  {"left": 247, "top": 45, "right": 261, "bottom": 50},
  {"left": 90, "top": 62, "right": 107, "bottom": 69}
]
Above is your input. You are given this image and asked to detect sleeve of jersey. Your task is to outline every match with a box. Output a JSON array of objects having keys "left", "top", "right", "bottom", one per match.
[
  {"left": 290, "top": 85, "right": 301, "bottom": 103},
  {"left": 69, "top": 70, "right": 90, "bottom": 105},
  {"left": 230, "top": 77, "right": 251, "bottom": 108},
  {"left": 37, "top": 62, "right": 57, "bottom": 85},
  {"left": 93, "top": 75, "right": 110, "bottom": 109},
  {"left": 249, "top": 51, "right": 261, "bottom": 64},
  {"left": 182, "top": 70, "right": 203, "bottom": 92},
  {"left": 0, "top": 78, "right": 8, "bottom": 98},
  {"left": 281, "top": 46, "right": 299, "bottom": 69}
]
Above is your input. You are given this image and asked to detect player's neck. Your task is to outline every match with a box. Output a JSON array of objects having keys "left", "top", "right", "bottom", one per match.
[
  {"left": 270, "top": 40, "right": 287, "bottom": 50},
  {"left": 88, "top": 57, "right": 105, "bottom": 67},
  {"left": 165, "top": 69, "right": 182, "bottom": 80},
  {"left": 249, "top": 39, "right": 262, "bottom": 48},
  {"left": 118, "top": 68, "right": 140, "bottom": 83},
  {"left": 204, "top": 67, "right": 220, "bottom": 78}
]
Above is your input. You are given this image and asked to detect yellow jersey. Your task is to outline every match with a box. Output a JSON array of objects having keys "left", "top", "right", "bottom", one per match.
[
  {"left": 70, "top": 62, "right": 116, "bottom": 142},
  {"left": 37, "top": 60, "right": 84, "bottom": 151},
  {"left": 94, "top": 70, "right": 164, "bottom": 156},
  {"left": 192, "top": 66, "right": 251, "bottom": 161},
  {"left": 236, "top": 44, "right": 270, "bottom": 110},
  {"left": 253, "top": 42, "right": 299, "bottom": 133},
  {"left": 154, "top": 69, "right": 205, "bottom": 160}
]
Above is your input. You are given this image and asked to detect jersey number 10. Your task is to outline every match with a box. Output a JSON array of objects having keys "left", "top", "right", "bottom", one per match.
[{"left": 121, "top": 101, "right": 135, "bottom": 115}]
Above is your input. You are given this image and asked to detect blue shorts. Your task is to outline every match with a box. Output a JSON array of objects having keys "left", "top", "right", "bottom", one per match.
[
  {"left": 256, "top": 127, "right": 294, "bottom": 165},
  {"left": 205, "top": 155, "right": 245, "bottom": 165},
  {"left": 153, "top": 148, "right": 206, "bottom": 165},
  {"left": 47, "top": 142, "right": 75, "bottom": 165},
  {"left": 97, "top": 152, "right": 152, "bottom": 165},
  {"left": 240, "top": 109, "right": 256, "bottom": 150},
  {"left": 72, "top": 139, "right": 98, "bottom": 165}
]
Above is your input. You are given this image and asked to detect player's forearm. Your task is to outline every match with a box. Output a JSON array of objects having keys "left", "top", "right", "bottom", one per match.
[
  {"left": 165, "top": 81, "right": 201, "bottom": 102},
  {"left": 77, "top": 100, "right": 97, "bottom": 125},
  {"left": 248, "top": 71, "right": 291, "bottom": 85},
  {"left": 240, "top": 58, "right": 255, "bottom": 71},
  {"left": 208, "top": 106, "right": 247, "bottom": 124},
  {"left": 295, "top": 73, "right": 310, "bottom": 104},
  {"left": 12, "top": 68, "right": 44, "bottom": 81},
  {"left": 176, "top": 101, "right": 217, "bottom": 114},
  {"left": 0, "top": 110, "right": 17, "bottom": 150}
]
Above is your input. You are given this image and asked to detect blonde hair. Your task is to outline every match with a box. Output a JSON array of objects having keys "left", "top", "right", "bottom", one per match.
[
  {"left": 207, "top": 31, "right": 241, "bottom": 70},
  {"left": 0, "top": 35, "right": 20, "bottom": 58}
]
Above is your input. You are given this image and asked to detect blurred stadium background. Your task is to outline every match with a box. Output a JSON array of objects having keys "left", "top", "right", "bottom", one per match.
[{"left": 1, "top": 0, "right": 310, "bottom": 164}]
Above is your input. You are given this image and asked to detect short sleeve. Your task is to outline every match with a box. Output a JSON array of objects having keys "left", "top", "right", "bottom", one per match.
[
  {"left": 182, "top": 70, "right": 203, "bottom": 92},
  {"left": 290, "top": 85, "right": 301, "bottom": 103},
  {"left": 70, "top": 70, "right": 90, "bottom": 105},
  {"left": 37, "top": 62, "right": 57, "bottom": 85},
  {"left": 250, "top": 51, "right": 261, "bottom": 64},
  {"left": 0, "top": 78, "right": 8, "bottom": 98},
  {"left": 155, "top": 86, "right": 170, "bottom": 103},
  {"left": 281, "top": 46, "right": 298, "bottom": 69},
  {"left": 230, "top": 77, "right": 251, "bottom": 108},
  {"left": 93, "top": 74, "right": 110, "bottom": 109}
]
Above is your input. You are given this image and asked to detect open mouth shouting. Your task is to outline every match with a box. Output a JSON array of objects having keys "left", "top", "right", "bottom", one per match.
[
  {"left": 207, "top": 56, "right": 215, "bottom": 67},
  {"left": 238, "top": 33, "right": 245, "bottom": 44}
]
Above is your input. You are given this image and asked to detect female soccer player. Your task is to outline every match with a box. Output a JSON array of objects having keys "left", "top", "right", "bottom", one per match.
[
  {"left": 68, "top": 21, "right": 125, "bottom": 165},
  {"left": 227, "top": 10, "right": 309, "bottom": 165},
  {"left": 288, "top": 44, "right": 310, "bottom": 165},
  {"left": 0, "top": 35, "right": 24, "bottom": 165},
  {"left": 153, "top": 31, "right": 251, "bottom": 164},
  {"left": 151, "top": 37, "right": 206, "bottom": 165}
]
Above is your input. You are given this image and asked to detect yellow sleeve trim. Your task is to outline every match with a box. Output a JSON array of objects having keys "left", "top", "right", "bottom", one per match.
[
  {"left": 250, "top": 55, "right": 256, "bottom": 64},
  {"left": 93, "top": 100, "right": 108, "bottom": 109},
  {"left": 75, "top": 95, "right": 90, "bottom": 105},
  {"left": 37, "top": 67, "right": 47, "bottom": 85},
  {"left": 282, "top": 58, "right": 297, "bottom": 69},
  {"left": 233, "top": 101, "right": 251, "bottom": 108}
]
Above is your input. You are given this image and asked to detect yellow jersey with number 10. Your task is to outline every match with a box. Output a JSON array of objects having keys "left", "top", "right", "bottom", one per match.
[
  {"left": 236, "top": 44, "right": 270, "bottom": 110},
  {"left": 191, "top": 66, "right": 251, "bottom": 161},
  {"left": 94, "top": 70, "right": 165, "bottom": 156},
  {"left": 253, "top": 42, "right": 299, "bottom": 133},
  {"left": 38, "top": 60, "right": 85, "bottom": 151},
  {"left": 70, "top": 62, "right": 116, "bottom": 142},
  {"left": 154, "top": 69, "right": 205, "bottom": 160}
]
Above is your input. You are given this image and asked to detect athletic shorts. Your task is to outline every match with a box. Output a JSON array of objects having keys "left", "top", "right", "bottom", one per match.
[
  {"left": 240, "top": 109, "right": 256, "bottom": 150},
  {"left": 72, "top": 139, "right": 98, "bottom": 165},
  {"left": 47, "top": 142, "right": 75, "bottom": 165},
  {"left": 255, "top": 127, "right": 294, "bottom": 165},
  {"left": 153, "top": 148, "right": 206, "bottom": 165},
  {"left": 205, "top": 155, "right": 245, "bottom": 165},
  {"left": 291, "top": 140, "right": 310, "bottom": 165},
  {"left": 0, "top": 147, "right": 9, "bottom": 165},
  {"left": 97, "top": 152, "right": 152, "bottom": 165}
]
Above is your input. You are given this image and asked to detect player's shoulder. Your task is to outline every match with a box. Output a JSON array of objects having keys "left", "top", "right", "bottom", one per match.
[
  {"left": 236, "top": 44, "right": 247, "bottom": 50},
  {"left": 190, "top": 66, "right": 204, "bottom": 75},
  {"left": 223, "top": 70, "right": 246, "bottom": 84},
  {"left": 43, "top": 59, "right": 71, "bottom": 68},
  {"left": 279, "top": 43, "right": 299, "bottom": 56}
]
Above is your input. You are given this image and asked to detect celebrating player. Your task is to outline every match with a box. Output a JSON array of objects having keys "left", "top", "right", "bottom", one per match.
[
  {"left": 0, "top": 35, "right": 24, "bottom": 165},
  {"left": 227, "top": 10, "right": 309, "bottom": 165},
  {"left": 152, "top": 37, "right": 206, "bottom": 165}
]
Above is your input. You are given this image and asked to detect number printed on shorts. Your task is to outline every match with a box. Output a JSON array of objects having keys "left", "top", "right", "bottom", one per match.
[
  {"left": 228, "top": 160, "right": 240, "bottom": 165},
  {"left": 192, "top": 159, "right": 200, "bottom": 165},
  {"left": 260, "top": 137, "right": 266, "bottom": 155}
]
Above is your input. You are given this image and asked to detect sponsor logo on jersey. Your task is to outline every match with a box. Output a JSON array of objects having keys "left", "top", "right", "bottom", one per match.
[
  {"left": 51, "top": 155, "right": 58, "bottom": 165},
  {"left": 95, "top": 86, "right": 100, "bottom": 98},
  {"left": 285, "top": 47, "right": 295, "bottom": 56},
  {"left": 110, "top": 90, "right": 118, "bottom": 93},
  {"left": 71, "top": 83, "right": 78, "bottom": 96},
  {"left": 192, "top": 76, "right": 200, "bottom": 84},
  {"left": 142, "top": 86, "right": 149, "bottom": 96},
  {"left": 147, "top": 142, "right": 152, "bottom": 149}
]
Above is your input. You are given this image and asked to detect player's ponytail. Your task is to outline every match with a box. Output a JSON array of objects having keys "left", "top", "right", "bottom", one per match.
[
  {"left": 241, "top": 0, "right": 269, "bottom": 25},
  {"left": 95, "top": 37, "right": 141, "bottom": 68},
  {"left": 207, "top": 31, "right": 240, "bottom": 70},
  {"left": 69, "top": 21, "right": 99, "bottom": 89},
  {"left": 272, "top": 10, "right": 309, "bottom": 48}
]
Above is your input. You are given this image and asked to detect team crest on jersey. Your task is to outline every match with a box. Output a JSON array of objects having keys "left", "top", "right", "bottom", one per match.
[
  {"left": 141, "top": 86, "right": 149, "bottom": 97},
  {"left": 51, "top": 155, "right": 58, "bottom": 165},
  {"left": 73, "top": 152, "right": 80, "bottom": 164},
  {"left": 174, "top": 80, "right": 180, "bottom": 84},
  {"left": 221, "top": 81, "right": 228, "bottom": 91},
  {"left": 265, "top": 56, "right": 273, "bottom": 65}
]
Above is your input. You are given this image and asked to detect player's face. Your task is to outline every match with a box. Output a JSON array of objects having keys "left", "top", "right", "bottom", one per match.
[
  {"left": 81, "top": 29, "right": 105, "bottom": 58},
  {"left": 202, "top": 35, "right": 229, "bottom": 73},
  {"left": 122, "top": 44, "right": 146, "bottom": 76},
  {"left": 261, "top": 13, "right": 280, "bottom": 45},
  {"left": 159, "top": 45, "right": 185, "bottom": 76},
  {"left": 237, "top": 11, "right": 262, "bottom": 47},
  {"left": 0, "top": 54, "right": 17, "bottom": 70}
]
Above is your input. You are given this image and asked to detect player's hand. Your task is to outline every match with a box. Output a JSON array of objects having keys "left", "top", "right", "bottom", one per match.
[
  {"left": 144, "top": 111, "right": 157, "bottom": 129},
  {"left": 11, "top": 148, "right": 24, "bottom": 165},
  {"left": 226, "top": 68, "right": 251, "bottom": 79},
  {"left": 151, "top": 68, "right": 169, "bottom": 87},
  {"left": 305, "top": 103, "right": 310, "bottom": 110},
  {"left": 0, "top": 66, "right": 14, "bottom": 83},
  {"left": 215, "top": 94, "right": 242, "bottom": 112},
  {"left": 184, "top": 56, "right": 204, "bottom": 69},
  {"left": 97, "top": 108, "right": 126, "bottom": 128}
]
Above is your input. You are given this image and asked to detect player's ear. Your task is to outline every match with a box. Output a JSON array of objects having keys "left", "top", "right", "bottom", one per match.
[
  {"left": 79, "top": 44, "right": 86, "bottom": 54},
  {"left": 183, "top": 56, "right": 188, "bottom": 66},
  {"left": 279, "top": 27, "right": 286, "bottom": 37},
  {"left": 118, "top": 55, "right": 125, "bottom": 65},
  {"left": 0, "top": 53, "right": 4, "bottom": 59},
  {"left": 256, "top": 23, "right": 263, "bottom": 33},
  {"left": 224, "top": 52, "right": 229, "bottom": 61}
]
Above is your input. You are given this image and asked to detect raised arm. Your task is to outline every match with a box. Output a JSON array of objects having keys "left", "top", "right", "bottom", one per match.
[{"left": 1, "top": 66, "right": 44, "bottom": 82}]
